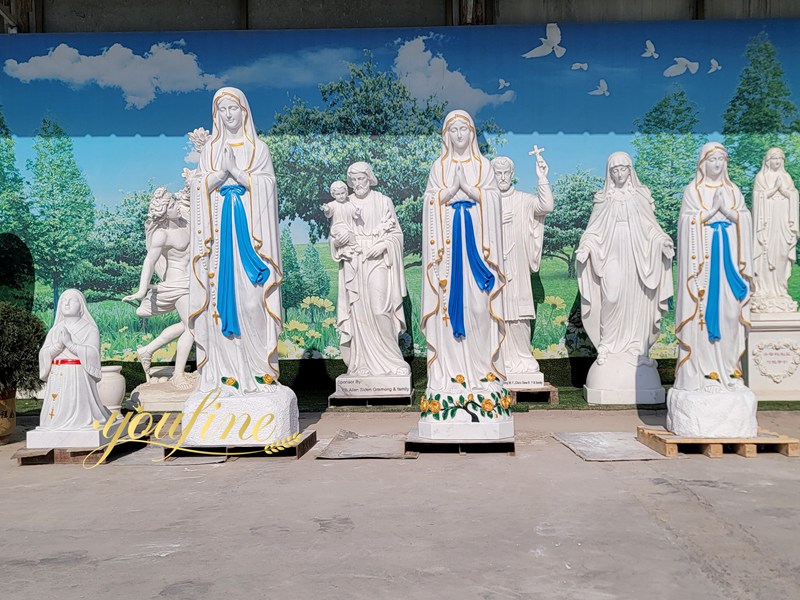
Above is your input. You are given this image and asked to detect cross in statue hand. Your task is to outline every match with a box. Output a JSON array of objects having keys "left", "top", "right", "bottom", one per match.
[{"left": 528, "top": 145, "right": 545, "bottom": 158}]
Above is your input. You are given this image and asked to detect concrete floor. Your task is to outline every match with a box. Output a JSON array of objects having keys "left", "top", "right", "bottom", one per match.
[{"left": 2, "top": 410, "right": 799, "bottom": 600}]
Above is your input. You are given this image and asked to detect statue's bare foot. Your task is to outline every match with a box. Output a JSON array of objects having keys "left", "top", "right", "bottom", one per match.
[
  {"left": 171, "top": 372, "right": 194, "bottom": 391},
  {"left": 137, "top": 347, "right": 152, "bottom": 381}
]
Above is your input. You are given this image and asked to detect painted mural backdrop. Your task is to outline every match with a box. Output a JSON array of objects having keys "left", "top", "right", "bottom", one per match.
[{"left": 1, "top": 20, "right": 800, "bottom": 362}]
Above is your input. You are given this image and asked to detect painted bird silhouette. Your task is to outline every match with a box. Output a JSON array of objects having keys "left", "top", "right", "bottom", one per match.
[
  {"left": 522, "top": 23, "right": 566, "bottom": 58},
  {"left": 498, "top": 78, "right": 510, "bottom": 90},
  {"left": 708, "top": 58, "right": 722, "bottom": 74},
  {"left": 642, "top": 40, "right": 659, "bottom": 59},
  {"left": 588, "top": 79, "right": 609, "bottom": 96},
  {"left": 571, "top": 63, "right": 588, "bottom": 71},
  {"left": 663, "top": 57, "right": 700, "bottom": 77}
]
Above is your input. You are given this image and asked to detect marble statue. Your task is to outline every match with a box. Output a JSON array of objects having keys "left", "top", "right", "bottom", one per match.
[
  {"left": 326, "top": 165, "right": 411, "bottom": 397},
  {"left": 185, "top": 86, "right": 298, "bottom": 445},
  {"left": 27, "top": 289, "right": 113, "bottom": 449},
  {"left": 752, "top": 147, "right": 799, "bottom": 313},
  {"left": 576, "top": 152, "right": 674, "bottom": 404},
  {"left": 419, "top": 109, "right": 511, "bottom": 439},
  {"left": 123, "top": 186, "right": 194, "bottom": 390},
  {"left": 669, "top": 142, "right": 758, "bottom": 437},
  {"left": 491, "top": 153, "right": 553, "bottom": 388}
]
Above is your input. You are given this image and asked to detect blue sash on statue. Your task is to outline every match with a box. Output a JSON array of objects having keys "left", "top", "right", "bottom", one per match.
[
  {"left": 218, "top": 185, "right": 271, "bottom": 337},
  {"left": 448, "top": 200, "right": 495, "bottom": 339},
  {"left": 706, "top": 221, "right": 748, "bottom": 343}
]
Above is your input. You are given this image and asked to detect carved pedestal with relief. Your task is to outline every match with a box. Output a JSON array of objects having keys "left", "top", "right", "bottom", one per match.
[{"left": 746, "top": 312, "right": 800, "bottom": 401}]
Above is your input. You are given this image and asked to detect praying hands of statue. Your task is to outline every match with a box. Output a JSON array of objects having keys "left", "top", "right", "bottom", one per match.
[
  {"left": 702, "top": 188, "right": 724, "bottom": 223},
  {"left": 454, "top": 162, "right": 481, "bottom": 202},
  {"left": 59, "top": 328, "right": 77, "bottom": 355}
]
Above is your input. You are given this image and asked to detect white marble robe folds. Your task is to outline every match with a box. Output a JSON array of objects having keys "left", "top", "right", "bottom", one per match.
[
  {"left": 578, "top": 152, "right": 673, "bottom": 362},
  {"left": 752, "top": 147, "right": 799, "bottom": 313},
  {"left": 38, "top": 290, "right": 111, "bottom": 430},
  {"left": 189, "top": 87, "right": 283, "bottom": 395},
  {"left": 333, "top": 187, "right": 409, "bottom": 377},
  {"left": 674, "top": 143, "right": 754, "bottom": 392},
  {"left": 421, "top": 110, "right": 506, "bottom": 400}
]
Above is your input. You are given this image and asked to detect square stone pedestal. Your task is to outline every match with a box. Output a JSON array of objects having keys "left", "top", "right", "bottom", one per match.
[
  {"left": 746, "top": 312, "right": 800, "bottom": 401},
  {"left": 26, "top": 427, "right": 114, "bottom": 449}
]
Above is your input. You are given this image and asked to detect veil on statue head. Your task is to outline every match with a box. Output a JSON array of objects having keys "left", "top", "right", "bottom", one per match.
[
  {"left": 600, "top": 151, "right": 646, "bottom": 195},
  {"left": 440, "top": 109, "right": 482, "bottom": 161},
  {"left": 208, "top": 86, "right": 259, "bottom": 172},
  {"left": 52, "top": 289, "right": 98, "bottom": 336},
  {"left": 693, "top": 141, "right": 732, "bottom": 187}
]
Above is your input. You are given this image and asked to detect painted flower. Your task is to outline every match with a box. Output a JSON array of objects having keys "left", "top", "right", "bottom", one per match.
[
  {"left": 118, "top": 326, "right": 129, "bottom": 333},
  {"left": 482, "top": 398, "right": 495, "bottom": 413},
  {"left": 292, "top": 336, "right": 305, "bottom": 346},
  {"left": 307, "top": 329, "right": 322, "bottom": 339},
  {"left": 321, "top": 299, "right": 335, "bottom": 312},
  {"left": 544, "top": 295, "right": 566, "bottom": 310},
  {"left": 256, "top": 374, "right": 274, "bottom": 385},
  {"left": 486, "top": 372, "right": 496, "bottom": 382},
  {"left": 706, "top": 372, "right": 720, "bottom": 381},
  {"left": 553, "top": 315, "right": 568, "bottom": 326},
  {"left": 467, "top": 393, "right": 474, "bottom": 402},
  {"left": 731, "top": 369, "right": 743, "bottom": 379},
  {"left": 322, "top": 317, "right": 337, "bottom": 328},
  {"left": 499, "top": 396, "right": 511, "bottom": 410},
  {"left": 428, "top": 399, "right": 441, "bottom": 414},
  {"left": 141, "top": 333, "right": 154, "bottom": 341},
  {"left": 419, "top": 397, "right": 429, "bottom": 412},
  {"left": 285, "top": 320, "right": 309, "bottom": 332},
  {"left": 455, "top": 374, "right": 465, "bottom": 384}
]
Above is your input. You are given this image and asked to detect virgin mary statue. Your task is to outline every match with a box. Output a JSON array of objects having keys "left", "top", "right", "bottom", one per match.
[
  {"left": 752, "top": 147, "right": 799, "bottom": 313},
  {"left": 668, "top": 142, "right": 757, "bottom": 438},
  {"left": 576, "top": 152, "right": 673, "bottom": 404},
  {"left": 189, "top": 87, "right": 284, "bottom": 396},
  {"left": 419, "top": 110, "right": 510, "bottom": 437}
]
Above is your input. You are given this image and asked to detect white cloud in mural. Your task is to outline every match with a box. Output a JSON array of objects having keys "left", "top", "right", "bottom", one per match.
[
  {"left": 393, "top": 36, "right": 515, "bottom": 116},
  {"left": 3, "top": 41, "right": 222, "bottom": 109},
  {"left": 222, "top": 48, "right": 360, "bottom": 88}
]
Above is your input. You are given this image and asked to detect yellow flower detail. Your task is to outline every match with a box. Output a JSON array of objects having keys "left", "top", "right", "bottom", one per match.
[
  {"left": 467, "top": 393, "right": 474, "bottom": 401},
  {"left": 292, "top": 336, "right": 305, "bottom": 346},
  {"left": 285, "top": 320, "right": 309, "bottom": 332},
  {"left": 118, "top": 326, "right": 128, "bottom": 333},
  {"left": 486, "top": 372, "right": 496, "bottom": 382},
  {"left": 322, "top": 317, "right": 337, "bottom": 328},
  {"left": 499, "top": 396, "right": 511, "bottom": 410},
  {"left": 482, "top": 399, "right": 495, "bottom": 413},
  {"left": 321, "top": 299, "right": 335, "bottom": 312},
  {"left": 553, "top": 315, "right": 567, "bottom": 326},
  {"left": 428, "top": 400, "right": 441, "bottom": 414},
  {"left": 262, "top": 374, "right": 274, "bottom": 385},
  {"left": 307, "top": 329, "right": 322, "bottom": 339},
  {"left": 708, "top": 372, "right": 719, "bottom": 381},
  {"left": 732, "top": 369, "right": 743, "bottom": 378},
  {"left": 225, "top": 377, "right": 236, "bottom": 386},
  {"left": 544, "top": 295, "right": 566, "bottom": 309},
  {"left": 455, "top": 374, "right": 465, "bottom": 384},
  {"left": 420, "top": 397, "right": 429, "bottom": 412}
]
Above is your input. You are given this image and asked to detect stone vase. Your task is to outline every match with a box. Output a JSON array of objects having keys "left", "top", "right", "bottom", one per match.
[{"left": 97, "top": 366, "right": 126, "bottom": 411}]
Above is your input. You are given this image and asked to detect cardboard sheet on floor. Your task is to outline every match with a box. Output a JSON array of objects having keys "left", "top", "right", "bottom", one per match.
[
  {"left": 553, "top": 431, "right": 675, "bottom": 461},
  {"left": 317, "top": 429, "right": 418, "bottom": 459}
]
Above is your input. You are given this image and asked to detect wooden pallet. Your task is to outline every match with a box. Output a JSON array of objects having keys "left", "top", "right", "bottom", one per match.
[
  {"left": 510, "top": 383, "right": 559, "bottom": 406},
  {"left": 12, "top": 442, "right": 141, "bottom": 466},
  {"left": 163, "top": 429, "right": 318, "bottom": 460},
  {"left": 636, "top": 426, "right": 800, "bottom": 458}
]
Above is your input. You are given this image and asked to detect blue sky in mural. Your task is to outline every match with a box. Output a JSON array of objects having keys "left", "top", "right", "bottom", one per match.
[{"left": 1, "top": 19, "right": 799, "bottom": 234}]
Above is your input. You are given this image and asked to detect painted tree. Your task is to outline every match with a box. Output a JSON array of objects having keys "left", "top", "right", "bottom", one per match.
[
  {"left": 266, "top": 52, "right": 501, "bottom": 254},
  {"left": 280, "top": 226, "right": 305, "bottom": 309},
  {"left": 299, "top": 243, "right": 330, "bottom": 300},
  {"left": 632, "top": 86, "right": 706, "bottom": 243},
  {"left": 722, "top": 31, "right": 798, "bottom": 199},
  {"left": 543, "top": 169, "right": 602, "bottom": 278},
  {"left": 69, "top": 188, "right": 151, "bottom": 300},
  {"left": 27, "top": 118, "right": 95, "bottom": 309},
  {"left": 0, "top": 107, "right": 31, "bottom": 235}
]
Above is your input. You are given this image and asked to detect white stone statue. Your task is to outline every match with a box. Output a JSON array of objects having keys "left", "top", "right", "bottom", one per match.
[
  {"left": 669, "top": 142, "right": 758, "bottom": 437},
  {"left": 419, "top": 109, "right": 511, "bottom": 439},
  {"left": 752, "top": 147, "right": 799, "bottom": 313},
  {"left": 123, "top": 186, "right": 194, "bottom": 390},
  {"left": 576, "top": 151, "right": 674, "bottom": 404},
  {"left": 185, "top": 86, "right": 298, "bottom": 445},
  {"left": 27, "top": 289, "right": 113, "bottom": 448},
  {"left": 491, "top": 153, "right": 553, "bottom": 387},
  {"left": 325, "top": 166, "right": 411, "bottom": 397}
]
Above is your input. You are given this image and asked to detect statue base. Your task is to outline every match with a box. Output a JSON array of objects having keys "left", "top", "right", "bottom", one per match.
[
  {"left": 746, "top": 312, "right": 800, "bottom": 401},
  {"left": 181, "top": 384, "right": 299, "bottom": 447},
  {"left": 584, "top": 353, "right": 664, "bottom": 405},
  {"left": 27, "top": 427, "right": 114, "bottom": 449},
  {"left": 417, "top": 418, "right": 514, "bottom": 440},
  {"left": 505, "top": 372, "right": 545, "bottom": 391},
  {"left": 666, "top": 387, "right": 758, "bottom": 438},
  {"left": 130, "top": 367, "right": 199, "bottom": 412},
  {"left": 334, "top": 374, "right": 412, "bottom": 397}
]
